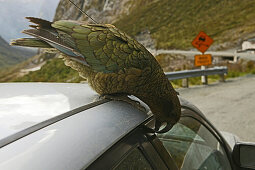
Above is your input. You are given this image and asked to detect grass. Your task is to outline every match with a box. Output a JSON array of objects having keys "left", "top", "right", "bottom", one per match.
[
  {"left": 0, "top": 57, "right": 35, "bottom": 82},
  {"left": 171, "top": 75, "right": 222, "bottom": 88},
  {"left": 15, "top": 57, "right": 84, "bottom": 83}
]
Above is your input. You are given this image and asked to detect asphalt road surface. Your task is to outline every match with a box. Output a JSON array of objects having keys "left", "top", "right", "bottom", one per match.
[{"left": 177, "top": 74, "right": 255, "bottom": 142}]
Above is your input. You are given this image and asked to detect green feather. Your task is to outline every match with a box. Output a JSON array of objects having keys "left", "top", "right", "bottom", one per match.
[
  {"left": 94, "top": 48, "right": 103, "bottom": 56},
  {"left": 76, "top": 40, "right": 90, "bottom": 48},
  {"left": 102, "top": 45, "right": 113, "bottom": 55},
  {"left": 73, "top": 26, "right": 91, "bottom": 34},
  {"left": 122, "top": 44, "right": 132, "bottom": 53},
  {"left": 86, "top": 57, "right": 102, "bottom": 65},
  {"left": 10, "top": 38, "right": 52, "bottom": 48},
  {"left": 80, "top": 49, "right": 94, "bottom": 57},
  {"left": 88, "top": 31, "right": 101, "bottom": 40},
  {"left": 52, "top": 24, "right": 72, "bottom": 33},
  {"left": 98, "top": 33, "right": 106, "bottom": 41},
  {"left": 106, "top": 41, "right": 114, "bottom": 49},
  {"left": 89, "top": 37, "right": 104, "bottom": 49},
  {"left": 54, "top": 20, "right": 79, "bottom": 29},
  {"left": 72, "top": 33, "right": 88, "bottom": 40}
]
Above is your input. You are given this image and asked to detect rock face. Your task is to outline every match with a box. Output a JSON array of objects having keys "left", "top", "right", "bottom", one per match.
[
  {"left": 54, "top": 0, "right": 156, "bottom": 50},
  {"left": 54, "top": 0, "right": 132, "bottom": 23}
]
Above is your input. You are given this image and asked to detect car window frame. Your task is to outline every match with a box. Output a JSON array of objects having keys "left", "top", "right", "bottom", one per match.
[
  {"left": 86, "top": 117, "right": 169, "bottom": 170},
  {"left": 144, "top": 119, "right": 179, "bottom": 170}
]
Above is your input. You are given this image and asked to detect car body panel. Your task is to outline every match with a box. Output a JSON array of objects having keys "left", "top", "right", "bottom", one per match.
[
  {"left": 221, "top": 131, "right": 240, "bottom": 150},
  {"left": 0, "top": 100, "right": 149, "bottom": 170}
]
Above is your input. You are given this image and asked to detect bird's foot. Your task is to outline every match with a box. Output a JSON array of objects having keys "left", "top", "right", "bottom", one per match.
[{"left": 100, "top": 94, "right": 146, "bottom": 112}]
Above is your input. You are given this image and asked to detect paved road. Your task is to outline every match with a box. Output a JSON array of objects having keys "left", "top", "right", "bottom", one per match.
[{"left": 177, "top": 75, "right": 255, "bottom": 142}]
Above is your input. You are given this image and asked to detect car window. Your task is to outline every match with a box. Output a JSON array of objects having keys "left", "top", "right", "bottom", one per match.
[
  {"left": 113, "top": 147, "right": 152, "bottom": 170},
  {"left": 158, "top": 116, "right": 231, "bottom": 170}
]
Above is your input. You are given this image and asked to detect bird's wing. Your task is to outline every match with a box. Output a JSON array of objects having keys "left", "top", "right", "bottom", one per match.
[
  {"left": 13, "top": 17, "right": 155, "bottom": 74},
  {"left": 51, "top": 20, "right": 154, "bottom": 73}
]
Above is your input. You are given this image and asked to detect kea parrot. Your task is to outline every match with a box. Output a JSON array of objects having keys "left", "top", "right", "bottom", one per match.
[{"left": 11, "top": 17, "right": 181, "bottom": 133}]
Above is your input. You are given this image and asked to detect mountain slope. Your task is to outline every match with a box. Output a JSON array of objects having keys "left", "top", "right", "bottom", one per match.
[
  {"left": 54, "top": 0, "right": 255, "bottom": 50},
  {"left": 114, "top": 0, "right": 255, "bottom": 50},
  {"left": 0, "top": 36, "right": 35, "bottom": 68}
]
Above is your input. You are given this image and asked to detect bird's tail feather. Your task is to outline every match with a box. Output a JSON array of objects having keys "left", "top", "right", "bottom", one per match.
[
  {"left": 10, "top": 38, "right": 53, "bottom": 48},
  {"left": 11, "top": 17, "right": 89, "bottom": 67},
  {"left": 21, "top": 29, "right": 73, "bottom": 51},
  {"left": 26, "top": 17, "right": 52, "bottom": 29}
]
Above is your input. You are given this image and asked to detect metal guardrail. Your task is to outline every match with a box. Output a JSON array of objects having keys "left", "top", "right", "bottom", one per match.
[
  {"left": 154, "top": 49, "right": 255, "bottom": 61},
  {"left": 165, "top": 66, "right": 228, "bottom": 87}
]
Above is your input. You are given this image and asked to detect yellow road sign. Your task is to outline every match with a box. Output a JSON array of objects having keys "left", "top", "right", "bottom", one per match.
[{"left": 194, "top": 54, "right": 212, "bottom": 66}]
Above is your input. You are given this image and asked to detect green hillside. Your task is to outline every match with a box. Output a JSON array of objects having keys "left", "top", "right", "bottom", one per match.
[
  {"left": 15, "top": 57, "right": 83, "bottom": 83},
  {"left": 0, "top": 36, "right": 35, "bottom": 68},
  {"left": 114, "top": 0, "right": 255, "bottom": 49},
  {"left": 4, "top": 0, "right": 255, "bottom": 83}
]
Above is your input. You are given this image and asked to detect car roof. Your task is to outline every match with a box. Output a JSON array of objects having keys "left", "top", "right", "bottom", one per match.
[
  {"left": 0, "top": 83, "right": 100, "bottom": 139},
  {"left": 0, "top": 83, "right": 151, "bottom": 170}
]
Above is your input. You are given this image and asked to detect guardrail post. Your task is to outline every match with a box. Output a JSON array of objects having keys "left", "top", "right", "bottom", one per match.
[
  {"left": 233, "top": 55, "right": 238, "bottom": 63},
  {"left": 182, "top": 78, "right": 189, "bottom": 88},
  {"left": 201, "top": 66, "right": 208, "bottom": 85},
  {"left": 219, "top": 74, "right": 225, "bottom": 82}
]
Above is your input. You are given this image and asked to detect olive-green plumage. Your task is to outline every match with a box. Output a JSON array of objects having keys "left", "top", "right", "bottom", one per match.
[{"left": 11, "top": 17, "right": 181, "bottom": 131}]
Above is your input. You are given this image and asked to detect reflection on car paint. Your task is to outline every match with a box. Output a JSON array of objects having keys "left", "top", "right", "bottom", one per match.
[{"left": 0, "top": 94, "right": 69, "bottom": 139}]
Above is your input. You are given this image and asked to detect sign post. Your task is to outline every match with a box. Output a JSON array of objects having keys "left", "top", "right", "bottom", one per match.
[{"left": 192, "top": 31, "right": 213, "bottom": 85}]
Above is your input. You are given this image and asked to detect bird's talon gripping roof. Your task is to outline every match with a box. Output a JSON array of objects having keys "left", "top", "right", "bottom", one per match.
[{"left": 11, "top": 17, "right": 181, "bottom": 133}]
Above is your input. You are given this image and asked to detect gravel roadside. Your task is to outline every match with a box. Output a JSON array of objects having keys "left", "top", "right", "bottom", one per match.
[{"left": 177, "top": 74, "right": 255, "bottom": 142}]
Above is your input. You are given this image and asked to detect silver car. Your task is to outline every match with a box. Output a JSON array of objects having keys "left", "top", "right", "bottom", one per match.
[{"left": 0, "top": 83, "right": 254, "bottom": 170}]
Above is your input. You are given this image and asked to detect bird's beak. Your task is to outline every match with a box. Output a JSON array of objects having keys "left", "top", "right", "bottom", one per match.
[{"left": 154, "top": 119, "right": 174, "bottom": 134}]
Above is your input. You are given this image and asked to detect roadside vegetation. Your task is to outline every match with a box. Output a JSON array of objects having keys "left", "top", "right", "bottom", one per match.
[
  {"left": 1, "top": 53, "right": 253, "bottom": 89},
  {"left": 155, "top": 54, "right": 255, "bottom": 88},
  {"left": 15, "top": 57, "right": 83, "bottom": 83},
  {"left": 0, "top": 56, "right": 36, "bottom": 82}
]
